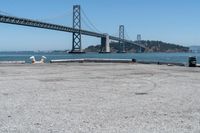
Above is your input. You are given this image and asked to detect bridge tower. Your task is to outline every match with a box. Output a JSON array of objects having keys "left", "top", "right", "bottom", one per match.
[
  {"left": 137, "top": 34, "right": 141, "bottom": 42},
  {"left": 118, "top": 25, "right": 125, "bottom": 53},
  {"left": 69, "top": 5, "right": 84, "bottom": 53},
  {"left": 137, "top": 34, "right": 142, "bottom": 53}
]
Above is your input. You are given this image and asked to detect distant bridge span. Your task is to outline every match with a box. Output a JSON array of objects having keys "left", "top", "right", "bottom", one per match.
[{"left": 0, "top": 5, "right": 145, "bottom": 53}]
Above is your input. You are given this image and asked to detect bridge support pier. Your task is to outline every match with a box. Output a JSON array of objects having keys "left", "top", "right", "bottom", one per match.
[{"left": 100, "top": 34, "right": 110, "bottom": 53}]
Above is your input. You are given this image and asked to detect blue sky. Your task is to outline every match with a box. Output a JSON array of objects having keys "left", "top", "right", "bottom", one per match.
[{"left": 0, "top": 0, "right": 200, "bottom": 51}]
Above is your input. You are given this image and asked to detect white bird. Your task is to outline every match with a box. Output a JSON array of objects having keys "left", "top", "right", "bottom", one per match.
[{"left": 30, "top": 56, "right": 47, "bottom": 64}]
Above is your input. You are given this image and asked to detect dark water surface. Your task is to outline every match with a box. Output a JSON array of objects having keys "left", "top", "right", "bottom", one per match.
[{"left": 0, "top": 52, "right": 199, "bottom": 64}]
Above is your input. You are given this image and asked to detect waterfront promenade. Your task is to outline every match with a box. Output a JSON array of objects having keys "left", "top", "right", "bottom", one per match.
[{"left": 0, "top": 63, "right": 200, "bottom": 132}]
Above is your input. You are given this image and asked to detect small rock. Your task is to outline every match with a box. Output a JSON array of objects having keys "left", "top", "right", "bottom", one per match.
[
  {"left": 34, "top": 123, "right": 41, "bottom": 126},
  {"left": 83, "top": 120, "right": 89, "bottom": 123},
  {"left": 3, "top": 93, "right": 9, "bottom": 96},
  {"left": 124, "top": 116, "right": 128, "bottom": 119}
]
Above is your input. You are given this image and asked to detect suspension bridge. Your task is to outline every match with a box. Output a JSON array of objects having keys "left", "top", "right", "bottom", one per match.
[{"left": 0, "top": 5, "right": 146, "bottom": 53}]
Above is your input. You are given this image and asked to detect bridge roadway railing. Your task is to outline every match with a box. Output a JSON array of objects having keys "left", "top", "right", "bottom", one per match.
[{"left": 0, "top": 14, "right": 145, "bottom": 49}]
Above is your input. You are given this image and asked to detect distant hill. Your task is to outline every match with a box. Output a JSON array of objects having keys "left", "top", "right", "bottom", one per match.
[{"left": 84, "top": 40, "right": 189, "bottom": 53}]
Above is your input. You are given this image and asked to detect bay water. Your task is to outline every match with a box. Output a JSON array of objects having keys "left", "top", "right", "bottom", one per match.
[{"left": 0, "top": 52, "right": 199, "bottom": 64}]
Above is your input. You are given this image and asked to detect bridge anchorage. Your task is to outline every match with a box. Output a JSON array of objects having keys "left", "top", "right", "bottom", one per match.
[{"left": 0, "top": 5, "right": 146, "bottom": 53}]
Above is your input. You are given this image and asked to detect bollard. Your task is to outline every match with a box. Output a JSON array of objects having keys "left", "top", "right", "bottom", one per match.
[
  {"left": 132, "top": 59, "right": 136, "bottom": 62},
  {"left": 188, "top": 56, "right": 197, "bottom": 67}
]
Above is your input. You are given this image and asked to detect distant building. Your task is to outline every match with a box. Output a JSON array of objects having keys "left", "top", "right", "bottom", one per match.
[{"left": 189, "top": 46, "right": 200, "bottom": 53}]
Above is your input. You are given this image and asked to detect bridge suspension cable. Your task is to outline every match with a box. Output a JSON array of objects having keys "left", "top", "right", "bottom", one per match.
[
  {"left": 34, "top": 9, "right": 73, "bottom": 26},
  {"left": 0, "top": 10, "right": 15, "bottom": 17},
  {"left": 111, "top": 32, "right": 119, "bottom": 39},
  {"left": 82, "top": 17, "right": 97, "bottom": 32},
  {"left": 36, "top": 11, "right": 72, "bottom": 22},
  {"left": 81, "top": 8, "right": 101, "bottom": 33},
  {"left": 0, "top": 7, "right": 111, "bottom": 37},
  {"left": 124, "top": 29, "right": 131, "bottom": 40}
]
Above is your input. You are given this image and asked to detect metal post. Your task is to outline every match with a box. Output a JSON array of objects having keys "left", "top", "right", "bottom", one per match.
[
  {"left": 119, "top": 25, "right": 125, "bottom": 53},
  {"left": 70, "top": 5, "right": 83, "bottom": 53}
]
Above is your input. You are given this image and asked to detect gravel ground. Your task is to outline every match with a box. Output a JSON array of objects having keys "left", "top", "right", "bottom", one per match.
[{"left": 0, "top": 63, "right": 200, "bottom": 133}]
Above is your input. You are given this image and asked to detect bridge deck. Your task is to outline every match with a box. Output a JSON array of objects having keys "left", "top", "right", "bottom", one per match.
[{"left": 0, "top": 14, "right": 145, "bottom": 49}]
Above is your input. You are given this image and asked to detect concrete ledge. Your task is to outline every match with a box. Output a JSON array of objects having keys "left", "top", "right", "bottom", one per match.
[
  {"left": 50, "top": 58, "right": 135, "bottom": 63},
  {"left": 137, "top": 61, "right": 185, "bottom": 66},
  {"left": 85, "top": 58, "right": 135, "bottom": 63},
  {"left": 0, "top": 61, "right": 25, "bottom": 64},
  {"left": 50, "top": 59, "right": 191, "bottom": 67},
  {"left": 50, "top": 59, "right": 84, "bottom": 63},
  {"left": 196, "top": 64, "right": 200, "bottom": 67},
  {"left": 50, "top": 58, "right": 186, "bottom": 66}
]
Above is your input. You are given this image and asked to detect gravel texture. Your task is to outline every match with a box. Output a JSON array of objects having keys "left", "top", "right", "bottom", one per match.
[{"left": 0, "top": 63, "right": 200, "bottom": 133}]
